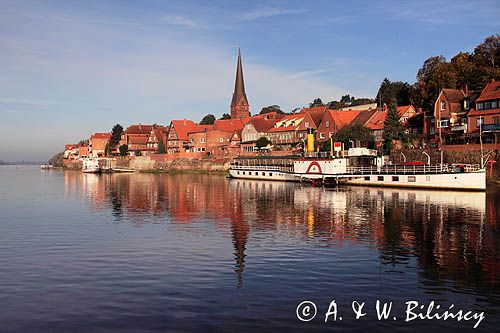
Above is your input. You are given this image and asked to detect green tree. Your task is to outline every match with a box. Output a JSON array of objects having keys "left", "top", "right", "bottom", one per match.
[
  {"left": 119, "top": 144, "right": 128, "bottom": 156},
  {"left": 255, "top": 136, "right": 271, "bottom": 149},
  {"left": 309, "top": 97, "right": 324, "bottom": 107},
  {"left": 200, "top": 114, "right": 216, "bottom": 125},
  {"left": 219, "top": 113, "right": 231, "bottom": 120},
  {"left": 157, "top": 140, "right": 165, "bottom": 154},
  {"left": 376, "top": 78, "right": 412, "bottom": 107},
  {"left": 259, "top": 105, "right": 284, "bottom": 115},
  {"left": 134, "top": 149, "right": 142, "bottom": 156},
  {"left": 383, "top": 98, "right": 407, "bottom": 153}
]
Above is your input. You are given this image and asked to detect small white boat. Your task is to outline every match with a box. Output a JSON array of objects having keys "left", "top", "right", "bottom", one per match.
[
  {"left": 40, "top": 164, "right": 53, "bottom": 170},
  {"left": 82, "top": 158, "right": 101, "bottom": 173}
]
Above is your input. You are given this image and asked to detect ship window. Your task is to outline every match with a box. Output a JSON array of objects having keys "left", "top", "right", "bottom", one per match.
[
  {"left": 263, "top": 172, "right": 266, "bottom": 176},
  {"left": 408, "top": 176, "right": 416, "bottom": 182},
  {"left": 255, "top": 172, "right": 259, "bottom": 176},
  {"left": 426, "top": 176, "right": 430, "bottom": 181},
  {"left": 364, "top": 176, "right": 370, "bottom": 181},
  {"left": 378, "top": 176, "right": 384, "bottom": 181},
  {"left": 269, "top": 173, "right": 273, "bottom": 176},
  {"left": 249, "top": 172, "right": 252, "bottom": 175},
  {"left": 237, "top": 171, "right": 240, "bottom": 175},
  {"left": 243, "top": 172, "right": 245, "bottom": 175},
  {"left": 392, "top": 176, "right": 399, "bottom": 182}
]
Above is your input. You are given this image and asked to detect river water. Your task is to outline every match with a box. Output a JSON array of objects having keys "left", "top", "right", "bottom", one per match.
[{"left": 1, "top": 166, "right": 499, "bottom": 332}]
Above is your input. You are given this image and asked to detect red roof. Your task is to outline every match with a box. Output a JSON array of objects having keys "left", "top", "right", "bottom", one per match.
[
  {"left": 468, "top": 107, "right": 500, "bottom": 117},
  {"left": 91, "top": 132, "right": 111, "bottom": 139},
  {"left": 364, "top": 110, "right": 386, "bottom": 130},
  {"left": 170, "top": 120, "right": 212, "bottom": 140},
  {"left": 268, "top": 114, "right": 304, "bottom": 133},
  {"left": 213, "top": 119, "right": 245, "bottom": 132},
  {"left": 397, "top": 105, "right": 415, "bottom": 115},
  {"left": 328, "top": 110, "right": 364, "bottom": 129},
  {"left": 128, "top": 136, "right": 148, "bottom": 144},
  {"left": 126, "top": 124, "right": 153, "bottom": 135},
  {"left": 476, "top": 80, "right": 500, "bottom": 102},
  {"left": 300, "top": 106, "right": 328, "bottom": 113},
  {"left": 248, "top": 118, "right": 279, "bottom": 132}
]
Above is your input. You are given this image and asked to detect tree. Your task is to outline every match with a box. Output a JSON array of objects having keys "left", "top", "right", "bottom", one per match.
[
  {"left": 119, "top": 144, "right": 128, "bottom": 156},
  {"left": 255, "top": 136, "right": 271, "bottom": 149},
  {"left": 219, "top": 113, "right": 231, "bottom": 120},
  {"left": 382, "top": 98, "right": 407, "bottom": 153},
  {"left": 259, "top": 105, "right": 284, "bottom": 115},
  {"left": 309, "top": 98, "right": 324, "bottom": 107},
  {"left": 200, "top": 114, "right": 216, "bottom": 125},
  {"left": 107, "top": 124, "right": 124, "bottom": 156},
  {"left": 134, "top": 149, "right": 142, "bottom": 156},
  {"left": 333, "top": 123, "right": 374, "bottom": 146},
  {"left": 157, "top": 141, "right": 165, "bottom": 154},
  {"left": 473, "top": 34, "right": 500, "bottom": 69},
  {"left": 376, "top": 78, "right": 412, "bottom": 107}
]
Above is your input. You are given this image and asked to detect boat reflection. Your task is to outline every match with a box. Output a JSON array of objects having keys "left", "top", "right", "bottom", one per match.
[{"left": 63, "top": 172, "right": 500, "bottom": 291}]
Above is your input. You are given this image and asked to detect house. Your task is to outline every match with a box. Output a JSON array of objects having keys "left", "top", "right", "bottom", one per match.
[
  {"left": 467, "top": 80, "right": 500, "bottom": 144},
  {"left": 240, "top": 118, "right": 278, "bottom": 152},
  {"left": 338, "top": 103, "right": 378, "bottom": 111},
  {"left": 146, "top": 125, "right": 168, "bottom": 155},
  {"left": 398, "top": 105, "right": 417, "bottom": 123},
  {"left": 316, "top": 109, "right": 366, "bottom": 141},
  {"left": 63, "top": 144, "right": 81, "bottom": 160},
  {"left": 122, "top": 124, "right": 154, "bottom": 155},
  {"left": 167, "top": 120, "right": 213, "bottom": 153},
  {"left": 89, "top": 133, "right": 111, "bottom": 157},
  {"left": 296, "top": 109, "right": 326, "bottom": 141},
  {"left": 188, "top": 130, "right": 234, "bottom": 154},
  {"left": 433, "top": 89, "right": 469, "bottom": 143},
  {"left": 266, "top": 114, "right": 305, "bottom": 148}
]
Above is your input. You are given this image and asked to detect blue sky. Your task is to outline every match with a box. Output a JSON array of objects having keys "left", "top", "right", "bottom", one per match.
[{"left": 1, "top": 0, "right": 499, "bottom": 161}]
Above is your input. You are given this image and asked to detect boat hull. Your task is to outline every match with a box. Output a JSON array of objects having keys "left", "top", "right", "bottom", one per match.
[
  {"left": 344, "top": 170, "right": 486, "bottom": 191},
  {"left": 228, "top": 169, "right": 299, "bottom": 182}
]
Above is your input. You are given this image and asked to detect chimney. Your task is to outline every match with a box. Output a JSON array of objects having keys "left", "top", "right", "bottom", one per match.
[{"left": 465, "top": 83, "right": 469, "bottom": 96}]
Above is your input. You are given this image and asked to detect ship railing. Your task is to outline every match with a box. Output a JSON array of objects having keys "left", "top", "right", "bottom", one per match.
[
  {"left": 230, "top": 165, "right": 293, "bottom": 173},
  {"left": 344, "top": 164, "right": 461, "bottom": 175}
]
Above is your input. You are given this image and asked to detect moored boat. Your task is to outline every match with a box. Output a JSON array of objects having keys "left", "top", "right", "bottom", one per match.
[
  {"left": 82, "top": 158, "right": 101, "bottom": 173},
  {"left": 229, "top": 148, "right": 486, "bottom": 191}
]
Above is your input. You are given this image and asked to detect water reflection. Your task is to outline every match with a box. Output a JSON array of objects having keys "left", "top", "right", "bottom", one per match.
[{"left": 63, "top": 172, "right": 500, "bottom": 294}]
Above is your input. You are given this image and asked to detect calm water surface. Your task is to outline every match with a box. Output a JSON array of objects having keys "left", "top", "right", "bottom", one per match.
[{"left": 1, "top": 166, "right": 499, "bottom": 332}]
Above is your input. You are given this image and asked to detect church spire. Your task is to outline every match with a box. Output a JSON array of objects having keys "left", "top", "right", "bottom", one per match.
[{"left": 230, "top": 48, "right": 249, "bottom": 119}]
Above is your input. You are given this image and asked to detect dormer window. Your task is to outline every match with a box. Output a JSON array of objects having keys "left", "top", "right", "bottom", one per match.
[
  {"left": 304, "top": 121, "right": 310, "bottom": 128},
  {"left": 325, "top": 120, "right": 330, "bottom": 128}
]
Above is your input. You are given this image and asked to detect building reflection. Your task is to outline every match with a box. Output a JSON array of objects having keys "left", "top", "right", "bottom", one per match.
[{"left": 64, "top": 172, "right": 500, "bottom": 291}]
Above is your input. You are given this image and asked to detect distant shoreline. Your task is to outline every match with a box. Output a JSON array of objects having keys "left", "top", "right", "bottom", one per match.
[{"left": 0, "top": 162, "right": 44, "bottom": 166}]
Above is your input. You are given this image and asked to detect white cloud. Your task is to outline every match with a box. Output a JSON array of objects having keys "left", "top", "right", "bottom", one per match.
[
  {"left": 241, "top": 7, "right": 307, "bottom": 21},
  {"left": 162, "top": 15, "right": 198, "bottom": 28}
]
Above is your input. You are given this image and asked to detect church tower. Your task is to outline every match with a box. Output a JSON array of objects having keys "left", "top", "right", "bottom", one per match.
[{"left": 230, "top": 48, "right": 250, "bottom": 119}]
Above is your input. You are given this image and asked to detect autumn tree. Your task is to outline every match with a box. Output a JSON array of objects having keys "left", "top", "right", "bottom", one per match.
[{"left": 376, "top": 78, "right": 412, "bottom": 107}]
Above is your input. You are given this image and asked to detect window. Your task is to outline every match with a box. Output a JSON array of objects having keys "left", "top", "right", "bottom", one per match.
[
  {"left": 440, "top": 101, "right": 446, "bottom": 110},
  {"left": 430, "top": 127, "right": 435, "bottom": 135},
  {"left": 320, "top": 133, "right": 326, "bottom": 139},
  {"left": 438, "top": 119, "right": 449, "bottom": 128},
  {"left": 477, "top": 118, "right": 484, "bottom": 127},
  {"left": 269, "top": 173, "right": 273, "bottom": 177},
  {"left": 392, "top": 176, "right": 399, "bottom": 182},
  {"left": 199, "top": 138, "right": 205, "bottom": 143},
  {"left": 492, "top": 101, "right": 498, "bottom": 109},
  {"left": 408, "top": 176, "right": 416, "bottom": 182},
  {"left": 263, "top": 172, "right": 266, "bottom": 176},
  {"left": 325, "top": 120, "right": 330, "bottom": 128},
  {"left": 299, "top": 133, "right": 304, "bottom": 138},
  {"left": 378, "top": 176, "right": 384, "bottom": 181},
  {"left": 364, "top": 176, "right": 370, "bottom": 181},
  {"left": 485, "top": 101, "right": 491, "bottom": 109},
  {"left": 220, "top": 138, "right": 224, "bottom": 143},
  {"left": 494, "top": 117, "right": 499, "bottom": 124},
  {"left": 477, "top": 102, "right": 484, "bottom": 110},
  {"left": 304, "top": 121, "right": 310, "bottom": 128}
]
